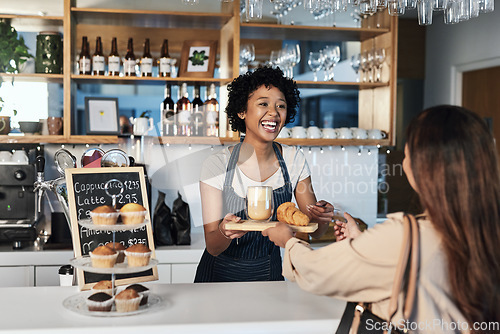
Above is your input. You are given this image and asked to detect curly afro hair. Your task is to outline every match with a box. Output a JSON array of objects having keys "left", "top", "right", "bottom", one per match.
[{"left": 225, "top": 66, "right": 300, "bottom": 133}]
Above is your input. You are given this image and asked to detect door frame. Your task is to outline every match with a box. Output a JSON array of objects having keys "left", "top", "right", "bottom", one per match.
[{"left": 451, "top": 57, "right": 500, "bottom": 106}]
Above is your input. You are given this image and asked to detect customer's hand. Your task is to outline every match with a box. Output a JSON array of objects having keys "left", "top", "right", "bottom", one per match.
[
  {"left": 219, "top": 214, "right": 247, "bottom": 239},
  {"left": 334, "top": 212, "right": 362, "bottom": 241},
  {"left": 306, "top": 200, "right": 334, "bottom": 224},
  {"left": 262, "top": 221, "right": 294, "bottom": 248}
]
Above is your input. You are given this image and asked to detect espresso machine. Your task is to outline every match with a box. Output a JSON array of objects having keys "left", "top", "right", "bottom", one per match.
[{"left": 0, "top": 158, "right": 43, "bottom": 248}]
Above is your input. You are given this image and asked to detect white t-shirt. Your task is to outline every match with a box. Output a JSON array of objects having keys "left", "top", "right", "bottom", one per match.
[{"left": 200, "top": 144, "right": 311, "bottom": 198}]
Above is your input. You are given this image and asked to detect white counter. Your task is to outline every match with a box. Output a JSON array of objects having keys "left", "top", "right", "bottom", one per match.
[{"left": 0, "top": 281, "right": 345, "bottom": 334}]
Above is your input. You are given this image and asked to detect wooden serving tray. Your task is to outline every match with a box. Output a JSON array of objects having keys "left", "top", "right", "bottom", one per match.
[{"left": 225, "top": 220, "right": 318, "bottom": 233}]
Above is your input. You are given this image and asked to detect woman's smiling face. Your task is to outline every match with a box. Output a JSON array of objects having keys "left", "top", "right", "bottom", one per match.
[{"left": 240, "top": 84, "right": 287, "bottom": 142}]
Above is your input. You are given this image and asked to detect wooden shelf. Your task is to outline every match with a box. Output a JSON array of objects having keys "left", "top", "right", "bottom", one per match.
[
  {"left": 240, "top": 23, "right": 390, "bottom": 42},
  {"left": 0, "top": 14, "right": 64, "bottom": 21},
  {"left": 155, "top": 136, "right": 390, "bottom": 147},
  {"left": 276, "top": 138, "right": 390, "bottom": 146},
  {"left": 70, "top": 75, "right": 231, "bottom": 85},
  {"left": 71, "top": 7, "right": 233, "bottom": 29},
  {"left": 69, "top": 75, "right": 385, "bottom": 89},
  {"left": 0, "top": 135, "right": 66, "bottom": 144},
  {"left": 66, "top": 136, "right": 119, "bottom": 144},
  {"left": 0, "top": 73, "right": 63, "bottom": 83},
  {"left": 0, "top": 135, "right": 121, "bottom": 144}
]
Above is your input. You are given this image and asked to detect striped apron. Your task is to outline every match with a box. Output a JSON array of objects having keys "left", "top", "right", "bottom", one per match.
[{"left": 194, "top": 142, "right": 293, "bottom": 282}]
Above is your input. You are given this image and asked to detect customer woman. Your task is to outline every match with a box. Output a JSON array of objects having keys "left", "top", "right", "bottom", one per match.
[
  {"left": 263, "top": 105, "right": 500, "bottom": 332},
  {"left": 194, "top": 66, "right": 332, "bottom": 282}
]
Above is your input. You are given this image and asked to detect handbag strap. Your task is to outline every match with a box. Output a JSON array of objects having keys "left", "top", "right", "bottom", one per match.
[{"left": 387, "top": 213, "right": 420, "bottom": 323}]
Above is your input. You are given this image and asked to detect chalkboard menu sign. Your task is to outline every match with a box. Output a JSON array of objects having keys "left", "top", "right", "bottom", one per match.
[{"left": 66, "top": 167, "right": 158, "bottom": 290}]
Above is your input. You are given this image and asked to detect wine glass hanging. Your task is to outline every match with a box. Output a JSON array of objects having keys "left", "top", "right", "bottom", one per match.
[{"left": 197, "top": 0, "right": 494, "bottom": 26}]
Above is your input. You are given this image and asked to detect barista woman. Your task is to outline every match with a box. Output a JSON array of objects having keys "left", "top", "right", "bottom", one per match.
[{"left": 194, "top": 67, "right": 332, "bottom": 282}]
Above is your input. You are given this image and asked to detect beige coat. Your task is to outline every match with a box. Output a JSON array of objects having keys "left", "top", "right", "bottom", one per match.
[{"left": 283, "top": 212, "right": 468, "bottom": 333}]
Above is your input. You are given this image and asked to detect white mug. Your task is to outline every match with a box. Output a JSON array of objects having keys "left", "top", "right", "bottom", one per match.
[
  {"left": 0, "top": 151, "right": 12, "bottom": 162},
  {"left": 351, "top": 128, "right": 368, "bottom": 139},
  {"left": 367, "top": 129, "right": 388, "bottom": 140},
  {"left": 12, "top": 150, "right": 28, "bottom": 164},
  {"left": 130, "top": 117, "right": 154, "bottom": 136},
  {"left": 291, "top": 126, "right": 307, "bottom": 139},
  {"left": 336, "top": 127, "right": 353, "bottom": 139},
  {"left": 307, "top": 126, "right": 322, "bottom": 139},
  {"left": 321, "top": 127, "right": 337, "bottom": 139},
  {"left": 277, "top": 127, "right": 291, "bottom": 139}
]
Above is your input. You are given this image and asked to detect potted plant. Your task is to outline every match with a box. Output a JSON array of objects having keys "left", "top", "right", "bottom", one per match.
[
  {"left": 0, "top": 19, "right": 33, "bottom": 74},
  {"left": 0, "top": 19, "right": 33, "bottom": 134}
]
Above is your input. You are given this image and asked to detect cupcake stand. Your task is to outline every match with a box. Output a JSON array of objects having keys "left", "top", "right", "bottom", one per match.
[{"left": 62, "top": 178, "right": 162, "bottom": 316}]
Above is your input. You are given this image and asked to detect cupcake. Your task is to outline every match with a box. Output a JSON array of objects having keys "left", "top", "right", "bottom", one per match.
[
  {"left": 119, "top": 203, "right": 147, "bottom": 225},
  {"left": 106, "top": 242, "right": 126, "bottom": 263},
  {"left": 125, "top": 284, "right": 150, "bottom": 306},
  {"left": 91, "top": 280, "right": 115, "bottom": 296},
  {"left": 89, "top": 245, "right": 118, "bottom": 268},
  {"left": 114, "top": 288, "right": 142, "bottom": 313},
  {"left": 86, "top": 292, "right": 114, "bottom": 312},
  {"left": 90, "top": 205, "right": 119, "bottom": 225},
  {"left": 124, "top": 244, "right": 151, "bottom": 267}
]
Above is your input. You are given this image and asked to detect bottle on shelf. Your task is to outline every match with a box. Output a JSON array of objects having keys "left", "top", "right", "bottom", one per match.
[
  {"left": 176, "top": 83, "right": 192, "bottom": 136},
  {"left": 161, "top": 84, "right": 176, "bottom": 136},
  {"left": 158, "top": 39, "right": 172, "bottom": 78},
  {"left": 191, "top": 85, "right": 205, "bottom": 137},
  {"left": 78, "top": 36, "right": 91, "bottom": 75},
  {"left": 124, "top": 38, "right": 136, "bottom": 76},
  {"left": 92, "top": 36, "right": 105, "bottom": 76},
  {"left": 140, "top": 38, "right": 153, "bottom": 77},
  {"left": 204, "top": 83, "right": 219, "bottom": 137},
  {"left": 108, "top": 37, "right": 120, "bottom": 76}
]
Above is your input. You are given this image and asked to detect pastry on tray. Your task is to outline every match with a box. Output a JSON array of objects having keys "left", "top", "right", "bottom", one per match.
[
  {"left": 105, "top": 242, "right": 126, "bottom": 263},
  {"left": 89, "top": 245, "right": 118, "bottom": 268},
  {"left": 119, "top": 203, "right": 147, "bottom": 225},
  {"left": 91, "top": 280, "right": 115, "bottom": 296},
  {"left": 86, "top": 292, "right": 114, "bottom": 312},
  {"left": 125, "top": 284, "right": 150, "bottom": 306},
  {"left": 90, "top": 205, "right": 119, "bottom": 225},
  {"left": 124, "top": 244, "right": 152, "bottom": 267},
  {"left": 114, "top": 289, "right": 142, "bottom": 313},
  {"left": 276, "top": 202, "right": 311, "bottom": 226}
]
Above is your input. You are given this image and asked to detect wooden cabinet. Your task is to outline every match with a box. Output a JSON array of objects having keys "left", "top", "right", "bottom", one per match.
[{"left": 1, "top": 1, "right": 396, "bottom": 146}]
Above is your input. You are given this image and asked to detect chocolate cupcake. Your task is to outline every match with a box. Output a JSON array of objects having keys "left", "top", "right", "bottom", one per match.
[
  {"left": 86, "top": 292, "right": 114, "bottom": 312},
  {"left": 125, "top": 284, "right": 150, "bottom": 306}
]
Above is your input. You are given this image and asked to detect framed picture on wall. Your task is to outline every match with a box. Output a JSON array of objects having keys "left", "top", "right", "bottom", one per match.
[
  {"left": 179, "top": 40, "right": 218, "bottom": 78},
  {"left": 85, "top": 97, "right": 120, "bottom": 135}
]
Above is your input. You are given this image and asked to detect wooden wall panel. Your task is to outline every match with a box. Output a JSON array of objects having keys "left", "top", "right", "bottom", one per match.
[
  {"left": 462, "top": 66, "right": 500, "bottom": 156},
  {"left": 358, "top": 89, "right": 373, "bottom": 129},
  {"left": 397, "top": 19, "right": 425, "bottom": 79}
]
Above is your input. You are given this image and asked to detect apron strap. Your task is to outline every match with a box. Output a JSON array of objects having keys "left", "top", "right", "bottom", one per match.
[
  {"left": 272, "top": 142, "right": 292, "bottom": 192},
  {"left": 224, "top": 143, "right": 242, "bottom": 188}
]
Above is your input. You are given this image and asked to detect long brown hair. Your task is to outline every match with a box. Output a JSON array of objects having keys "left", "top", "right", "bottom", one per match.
[{"left": 406, "top": 105, "right": 500, "bottom": 329}]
